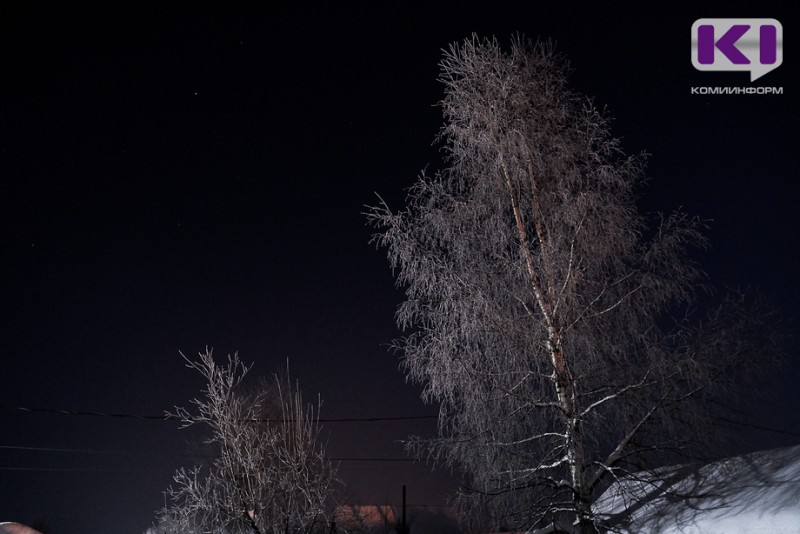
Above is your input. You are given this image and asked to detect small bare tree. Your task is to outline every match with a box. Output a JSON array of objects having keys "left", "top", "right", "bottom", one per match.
[
  {"left": 368, "top": 36, "right": 779, "bottom": 533},
  {"left": 156, "top": 349, "right": 336, "bottom": 534}
]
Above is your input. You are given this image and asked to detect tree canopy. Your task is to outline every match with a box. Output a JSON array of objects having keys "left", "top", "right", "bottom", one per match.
[{"left": 369, "top": 36, "right": 778, "bottom": 533}]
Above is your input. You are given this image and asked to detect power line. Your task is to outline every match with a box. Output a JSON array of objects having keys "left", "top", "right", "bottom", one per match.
[
  {"left": 331, "top": 457, "right": 418, "bottom": 463},
  {"left": 0, "top": 444, "right": 420, "bottom": 463},
  {"left": 0, "top": 404, "right": 437, "bottom": 423},
  {"left": 0, "top": 444, "right": 133, "bottom": 455},
  {"left": 714, "top": 417, "right": 800, "bottom": 438},
  {"left": 0, "top": 466, "right": 152, "bottom": 473},
  {"left": 323, "top": 415, "right": 437, "bottom": 423},
  {"left": 1, "top": 404, "right": 168, "bottom": 420}
]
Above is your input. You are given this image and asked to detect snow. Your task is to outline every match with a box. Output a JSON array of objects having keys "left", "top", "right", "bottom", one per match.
[
  {"left": 0, "top": 524, "right": 44, "bottom": 534},
  {"left": 593, "top": 445, "right": 800, "bottom": 533}
]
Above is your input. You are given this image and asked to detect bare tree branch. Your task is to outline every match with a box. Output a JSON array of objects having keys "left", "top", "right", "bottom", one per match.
[{"left": 155, "top": 348, "right": 336, "bottom": 534}]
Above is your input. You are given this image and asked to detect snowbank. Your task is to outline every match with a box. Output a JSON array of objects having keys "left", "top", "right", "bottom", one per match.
[
  {"left": 0, "top": 524, "right": 44, "bottom": 534},
  {"left": 593, "top": 444, "right": 800, "bottom": 533}
]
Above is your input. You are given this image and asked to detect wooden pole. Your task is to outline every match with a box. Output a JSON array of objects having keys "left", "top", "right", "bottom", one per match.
[{"left": 402, "top": 484, "right": 407, "bottom": 534}]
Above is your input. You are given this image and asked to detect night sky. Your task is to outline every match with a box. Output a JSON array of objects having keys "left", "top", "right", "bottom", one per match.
[{"left": 1, "top": 3, "right": 797, "bottom": 533}]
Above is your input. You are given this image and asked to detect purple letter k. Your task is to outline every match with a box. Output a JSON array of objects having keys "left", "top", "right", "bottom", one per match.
[{"left": 697, "top": 24, "right": 751, "bottom": 64}]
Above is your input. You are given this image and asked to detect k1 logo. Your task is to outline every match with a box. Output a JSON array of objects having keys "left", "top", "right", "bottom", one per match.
[{"left": 691, "top": 18, "right": 783, "bottom": 81}]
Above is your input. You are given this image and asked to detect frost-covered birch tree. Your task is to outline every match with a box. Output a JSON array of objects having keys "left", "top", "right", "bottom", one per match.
[
  {"left": 155, "top": 349, "right": 335, "bottom": 534},
  {"left": 368, "top": 36, "right": 778, "bottom": 533}
]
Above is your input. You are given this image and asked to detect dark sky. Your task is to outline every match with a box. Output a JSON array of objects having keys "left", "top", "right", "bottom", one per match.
[{"left": 1, "top": 3, "right": 797, "bottom": 533}]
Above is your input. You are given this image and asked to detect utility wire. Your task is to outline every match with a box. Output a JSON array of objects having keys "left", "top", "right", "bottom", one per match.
[
  {"left": 1, "top": 404, "right": 168, "bottom": 420},
  {"left": 714, "top": 416, "right": 800, "bottom": 438},
  {"left": 0, "top": 460, "right": 421, "bottom": 473},
  {"left": 0, "top": 444, "right": 133, "bottom": 455},
  {"left": 0, "top": 466, "right": 152, "bottom": 472},
  {"left": 0, "top": 404, "right": 437, "bottom": 423},
  {"left": 0, "top": 444, "right": 419, "bottom": 463}
]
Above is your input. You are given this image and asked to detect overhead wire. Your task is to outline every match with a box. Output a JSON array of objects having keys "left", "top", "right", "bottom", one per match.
[
  {"left": 0, "top": 405, "right": 438, "bottom": 471},
  {"left": 0, "top": 404, "right": 438, "bottom": 423},
  {"left": 0, "top": 443, "right": 427, "bottom": 475},
  {"left": 0, "top": 444, "right": 420, "bottom": 462}
]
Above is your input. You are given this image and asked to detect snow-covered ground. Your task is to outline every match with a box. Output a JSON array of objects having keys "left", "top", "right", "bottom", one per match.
[
  {"left": 593, "top": 444, "right": 800, "bottom": 533},
  {"left": 0, "top": 524, "right": 44, "bottom": 534}
]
